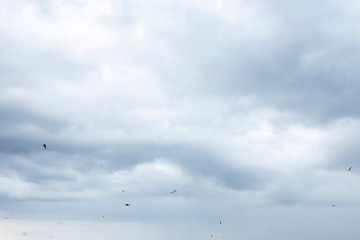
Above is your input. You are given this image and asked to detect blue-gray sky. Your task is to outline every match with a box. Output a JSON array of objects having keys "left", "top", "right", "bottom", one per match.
[{"left": 1, "top": 0, "right": 360, "bottom": 239}]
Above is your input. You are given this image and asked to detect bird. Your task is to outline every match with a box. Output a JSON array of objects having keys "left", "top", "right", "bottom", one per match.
[
  {"left": 125, "top": 203, "right": 130, "bottom": 206},
  {"left": 43, "top": 144, "right": 46, "bottom": 150},
  {"left": 170, "top": 190, "right": 176, "bottom": 194},
  {"left": 122, "top": 190, "right": 126, "bottom": 192},
  {"left": 331, "top": 204, "right": 336, "bottom": 207},
  {"left": 219, "top": 221, "right": 222, "bottom": 224},
  {"left": 347, "top": 166, "right": 352, "bottom": 171}
]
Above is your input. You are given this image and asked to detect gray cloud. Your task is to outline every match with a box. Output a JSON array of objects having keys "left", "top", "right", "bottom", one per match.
[{"left": 1, "top": 0, "right": 360, "bottom": 239}]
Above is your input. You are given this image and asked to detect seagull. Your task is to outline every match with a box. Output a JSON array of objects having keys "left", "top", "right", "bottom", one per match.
[
  {"left": 170, "top": 190, "right": 176, "bottom": 194},
  {"left": 125, "top": 203, "right": 130, "bottom": 206},
  {"left": 43, "top": 144, "right": 46, "bottom": 150}
]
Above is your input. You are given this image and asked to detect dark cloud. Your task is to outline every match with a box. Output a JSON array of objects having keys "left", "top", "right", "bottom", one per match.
[{"left": 114, "top": 0, "right": 360, "bottom": 123}]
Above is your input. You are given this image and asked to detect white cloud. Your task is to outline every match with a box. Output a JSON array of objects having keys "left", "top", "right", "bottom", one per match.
[{"left": 2, "top": 0, "right": 360, "bottom": 239}]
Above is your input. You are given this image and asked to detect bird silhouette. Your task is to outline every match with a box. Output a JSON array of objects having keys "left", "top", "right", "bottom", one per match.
[
  {"left": 43, "top": 144, "right": 46, "bottom": 150},
  {"left": 347, "top": 166, "right": 352, "bottom": 171},
  {"left": 170, "top": 190, "right": 176, "bottom": 194},
  {"left": 331, "top": 204, "right": 336, "bottom": 207},
  {"left": 219, "top": 221, "right": 222, "bottom": 224},
  {"left": 122, "top": 190, "right": 126, "bottom": 192},
  {"left": 125, "top": 203, "right": 130, "bottom": 206}
]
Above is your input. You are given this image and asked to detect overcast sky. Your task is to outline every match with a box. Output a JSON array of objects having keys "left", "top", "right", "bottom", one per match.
[{"left": 1, "top": 0, "right": 360, "bottom": 239}]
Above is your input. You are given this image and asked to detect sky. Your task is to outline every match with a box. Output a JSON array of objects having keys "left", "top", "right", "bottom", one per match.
[{"left": 1, "top": 0, "right": 360, "bottom": 239}]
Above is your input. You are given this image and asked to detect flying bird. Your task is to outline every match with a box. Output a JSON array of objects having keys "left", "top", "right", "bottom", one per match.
[
  {"left": 331, "top": 205, "right": 336, "bottom": 207},
  {"left": 170, "top": 190, "right": 176, "bottom": 194},
  {"left": 219, "top": 221, "right": 222, "bottom": 224},
  {"left": 125, "top": 203, "right": 130, "bottom": 206},
  {"left": 43, "top": 144, "right": 46, "bottom": 150},
  {"left": 347, "top": 166, "right": 352, "bottom": 171},
  {"left": 122, "top": 190, "right": 126, "bottom": 192}
]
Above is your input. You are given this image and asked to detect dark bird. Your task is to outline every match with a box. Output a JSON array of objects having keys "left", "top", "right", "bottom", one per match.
[
  {"left": 347, "top": 166, "right": 352, "bottom": 171},
  {"left": 332, "top": 205, "right": 336, "bottom": 207},
  {"left": 122, "top": 190, "right": 126, "bottom": 192},
  {"left": 170, "top": 190, "right": 176, "bottom": 194},
  {"left": 219, "top": 221, "right": 222, "bottom": 224},
  {"left": 125, "top": 203, "right": 130, "bottom": 206},
  {"left": 43, "top": 144, "right": 46, "bottom": 150}
]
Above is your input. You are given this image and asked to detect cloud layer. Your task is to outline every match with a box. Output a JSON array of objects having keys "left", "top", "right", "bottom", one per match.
[{"left": 1, "top": 0, "right": 360, "bottom": 239}]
